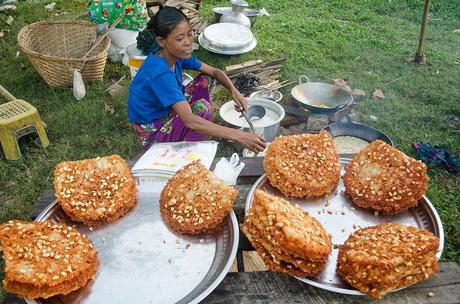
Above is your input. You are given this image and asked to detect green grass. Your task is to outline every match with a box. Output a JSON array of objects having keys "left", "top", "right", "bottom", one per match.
[{"left": 0, "top": 0, "right": 459, "bottom": 300}]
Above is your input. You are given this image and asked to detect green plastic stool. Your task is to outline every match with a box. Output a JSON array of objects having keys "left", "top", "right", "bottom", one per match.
[{"left": 0, "top": 85, "right": 49, "bottom": 161}]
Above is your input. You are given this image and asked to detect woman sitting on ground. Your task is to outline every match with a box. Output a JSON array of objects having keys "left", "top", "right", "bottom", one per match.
[{"left": 128, "top": 6, "right": 266, "bottom": 152}]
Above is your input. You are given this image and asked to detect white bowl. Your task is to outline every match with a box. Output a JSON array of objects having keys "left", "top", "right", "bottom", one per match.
[{"left": 219, "top": 97, "right": 285, "bottom": 142}]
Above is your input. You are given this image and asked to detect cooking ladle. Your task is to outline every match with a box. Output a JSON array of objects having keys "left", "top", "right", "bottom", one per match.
[
  {"left": 240, "top": 105, "right": 266, "bottom": 134},
  {"left": 240, "top": 105, "right": 267, "bottom": 156},
  {"left": 247, "top": 105, "right": 266, "bottom": 120}
]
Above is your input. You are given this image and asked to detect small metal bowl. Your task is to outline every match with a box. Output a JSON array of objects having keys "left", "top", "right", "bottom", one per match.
[
  {"left": 242, "top": 142, "right": 271, "bottom": 157},
  {"left": 249, "top": 90, "right": 283, "bottom": 103}
]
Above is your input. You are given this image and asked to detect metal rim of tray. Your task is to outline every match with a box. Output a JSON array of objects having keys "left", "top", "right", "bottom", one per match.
[
  {"left": 29, "top": 171, "right": 239, "bottom": 304},
  {"left": 244, "top": 157, "right": 444, "bottom": 296},
  {"left": 198, "top": 32, "right": 257, "bottom": 55}
]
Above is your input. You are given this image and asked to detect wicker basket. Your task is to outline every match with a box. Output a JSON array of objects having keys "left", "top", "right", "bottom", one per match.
[{"left": 17, "top": 20, "right": 110, "bottom": 88}]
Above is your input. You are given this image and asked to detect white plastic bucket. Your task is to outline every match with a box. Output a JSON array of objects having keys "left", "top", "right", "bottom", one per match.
[
  {"left": 109, "top": 29, "right": 139, "bottom": 48},
  {"left": 125, "top": 44, "right": 147, "bottom": 79}
]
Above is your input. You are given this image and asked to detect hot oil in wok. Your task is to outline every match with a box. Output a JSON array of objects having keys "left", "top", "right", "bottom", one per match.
[{"left": 307, "top": 101, "right": 333, "bottom": 108}]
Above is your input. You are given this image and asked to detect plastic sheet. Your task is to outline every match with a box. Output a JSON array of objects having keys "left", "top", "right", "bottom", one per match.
[
  {"left": 132, "top": 141, "right": 218, "bottom": 173},
  {"left": 412, "top": 142, "right": 460, "bottom": 172}
]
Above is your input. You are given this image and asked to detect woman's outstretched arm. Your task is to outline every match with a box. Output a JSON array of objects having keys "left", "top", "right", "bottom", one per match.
[
  {"left": 172, "top": 101, "right": 266, "bottom": 152},
  {"left": 199, "top": 63, "right": 248, "bottom": 112}
]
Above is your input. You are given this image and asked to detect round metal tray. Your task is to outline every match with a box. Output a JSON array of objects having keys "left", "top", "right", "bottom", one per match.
[
  {"left": 29, "top": 171, "right": 239, "bottom": 304},
  {"left": 198, "top": 24, "right": 257, "bottom": 55},
  {"left": 199, "top": 33, "right": 256, "bottom": 55},
  {"left": 244, "top": 158, "right": 444, "bottom": 296},
  {"left": 203, "top": 23, "right": 253, "bottom": 48}
]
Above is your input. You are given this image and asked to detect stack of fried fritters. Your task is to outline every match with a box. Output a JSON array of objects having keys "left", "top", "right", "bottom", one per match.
[
  {"left": 160, "top": 161, "right": 238, "bottom": 235},
  {"left": 263, "top": 130, "right": 340, "bottom": 198},
  {"left": 0, "top": 220, "right": 98, "bottom": 299},
  {"left": 54, "top": 155, "right": 137, "bottom": 227},
  {"left": 337, "top": 223, "right": 439, "bottom": 299},
  {"left": 344, "top": 140, "right": 429, "bottom": 214},
  {"left": 242, "top": 190, "right": 332, "bottom": 277}
]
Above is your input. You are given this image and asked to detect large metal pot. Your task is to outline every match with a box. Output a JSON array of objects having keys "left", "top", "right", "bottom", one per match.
[
  {"left": 291, "top": 75, "right": 353, "bottom": 114},
  {"left": 219, "top": 97, "right": 285, "bottom": 141}
]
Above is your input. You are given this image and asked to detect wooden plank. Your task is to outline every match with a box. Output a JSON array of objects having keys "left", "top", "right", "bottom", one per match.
[
  {"left": 225, "top": 60, "right": 261, "bottom": 73},
  {"left": 32, "top": 189, "right": 56, "bottom": 220},
  {"left": 181, "top": 3, "right": 200, "bottom": 13},
  {"left": 202, "top": 263, "right": 460, "bottom": 304},
  {"left": 3, "top": 294, "right": 26, "bottom": 304},
  {"left": 5, "top": 262, "right": 460, "bottom": 304},
  {"left": 262, "top": 58, "right": 286, "bottom": 66},
  {"left": 225, "top": 60, "right": 264, "bottom": 75},
  {"left": 225, "top": 59, "right": 285, "bottom": 76},
  {"left": 197, "top": 19, "right": 208, "bottom": 32},
  {"left": 227, "top": 65, "right": 284, "bottom": 79}
]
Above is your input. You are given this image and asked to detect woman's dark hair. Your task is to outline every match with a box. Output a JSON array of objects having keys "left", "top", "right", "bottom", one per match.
[{"left": 148, "top": 6, "right": 189, "bottom": 38}]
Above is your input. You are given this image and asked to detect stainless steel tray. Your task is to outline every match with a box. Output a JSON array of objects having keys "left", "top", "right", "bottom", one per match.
[
  {"left": 198, "top": 24, "right": 257, "bottom": 56},
  {"left": 29, "top": 171, "right": 239, "bottom": 304},
  {"left": 245, "top": 158, "right": 444, "bottom": 295},
  {"left": 198, "top": 33, "right": 256, "bottom": 55}
]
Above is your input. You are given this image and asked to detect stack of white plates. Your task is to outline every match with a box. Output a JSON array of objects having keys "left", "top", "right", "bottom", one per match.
[{"left": 198, "top": 23, "right": 257, "bottom": 55}]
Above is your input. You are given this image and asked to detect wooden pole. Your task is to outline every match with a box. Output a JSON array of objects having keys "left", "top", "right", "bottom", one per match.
[
  {"left": 0, "top": 84, "right": 16, "bottom": 101},
  {"left": 413, "top": 0, "right": 431, "bottom": 64}
]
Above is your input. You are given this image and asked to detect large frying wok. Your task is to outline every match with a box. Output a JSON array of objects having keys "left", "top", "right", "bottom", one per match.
[
  {"left": 323, "top": 114, "right": 394, "bottom": 146},
  {"left": 291, "top": 75, "right": 353, "bottom": 114}
]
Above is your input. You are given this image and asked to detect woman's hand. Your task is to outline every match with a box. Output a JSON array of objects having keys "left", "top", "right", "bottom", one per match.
[
  {"left": 234, "top": 130, "right": 266, "bottom": 153},
  {"left": 231, "top": 89, "right": 248, "bottom": 112},
  {"left": 173, "top": 102, "right": 265, "bottom": 153}
]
